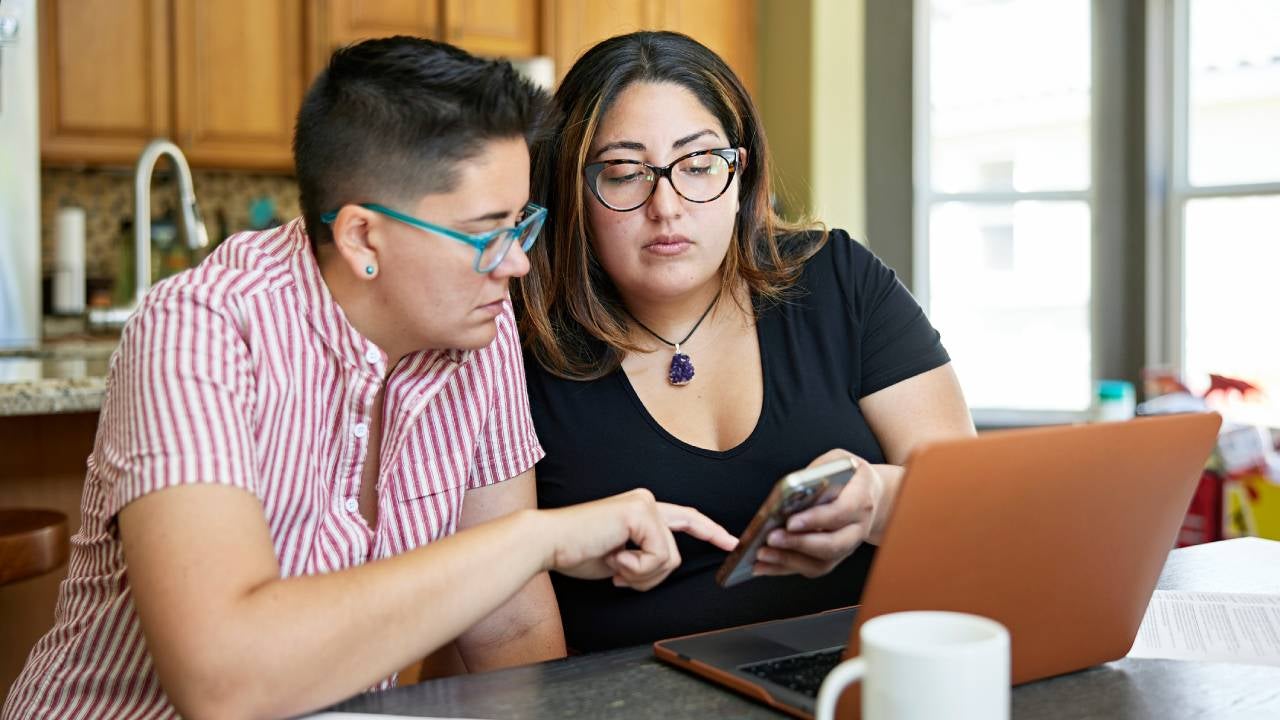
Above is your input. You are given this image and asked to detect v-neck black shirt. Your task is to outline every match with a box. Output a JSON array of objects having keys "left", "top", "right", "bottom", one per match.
[{"left": 525, "top": 231, "right": 951, "bottom": 652}]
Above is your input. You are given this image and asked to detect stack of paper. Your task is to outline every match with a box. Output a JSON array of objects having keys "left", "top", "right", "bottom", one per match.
[{"left": 1127, "top": 590, "right": 1280, "bottom": 666}]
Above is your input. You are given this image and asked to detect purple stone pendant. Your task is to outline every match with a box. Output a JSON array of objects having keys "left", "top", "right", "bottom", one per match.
[{"left": 668, "top": 345, "right": 695, "bottom": 386}]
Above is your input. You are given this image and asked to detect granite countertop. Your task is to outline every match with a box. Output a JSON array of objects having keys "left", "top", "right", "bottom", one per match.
[{"left": 0, "top": 338, "right": 118, "bottom": 417}]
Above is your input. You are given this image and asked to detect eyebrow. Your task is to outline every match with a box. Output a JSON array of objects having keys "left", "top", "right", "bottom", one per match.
[
  {"left": 592, "top": 129, "right": 721, "bottom": 160},
  {"left": 461, "top": 209, "right": 519, "bottom": 225}
]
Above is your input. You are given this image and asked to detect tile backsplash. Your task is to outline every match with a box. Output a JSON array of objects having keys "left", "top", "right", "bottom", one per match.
[{"left": 40, "top": 167, "right": 301, "bottom": 279}]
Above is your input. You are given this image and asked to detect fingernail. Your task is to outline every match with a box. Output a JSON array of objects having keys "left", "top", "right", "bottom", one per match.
[
  {"left": 758, "top": 549, "right": 775, "bottom": 563},
  {"left": 768, "top": 530, "right": 785, "bottom": 546},
  {"left": 788, "top": 517, "right": 805, "bottom": 531}
]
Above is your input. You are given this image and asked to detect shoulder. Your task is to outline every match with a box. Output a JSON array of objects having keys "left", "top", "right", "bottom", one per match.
[
  {"left": 785, "top": 228, "right": 880, "bottom": 302},
  {"left": 146, "top": 222, "right": 300, "bottom": 310},
  {"left": 135, "top": 221, "right": 306, "bottom": 334}
]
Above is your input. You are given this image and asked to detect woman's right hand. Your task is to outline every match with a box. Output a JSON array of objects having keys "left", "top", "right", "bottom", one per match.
[{"left": 539, "top": 489, "right": 738, "bottom": 591}]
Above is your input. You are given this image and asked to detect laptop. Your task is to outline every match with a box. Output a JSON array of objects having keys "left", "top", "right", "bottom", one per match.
[{"left": 653, "top": 413, "right": 1223, "bottom": 719}]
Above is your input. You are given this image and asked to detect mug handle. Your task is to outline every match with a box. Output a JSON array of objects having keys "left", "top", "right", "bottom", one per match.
[{"left": 815, "top": 656, "right": 867, "bottom": 720}]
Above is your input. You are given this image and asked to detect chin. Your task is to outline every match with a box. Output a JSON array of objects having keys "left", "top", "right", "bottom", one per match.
[{"left": 451, "top": 322, "right": 500, "bottom": 351}]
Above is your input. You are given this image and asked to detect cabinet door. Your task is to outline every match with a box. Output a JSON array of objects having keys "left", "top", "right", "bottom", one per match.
[
  {"left": 308, "top": 0, "right": 440, "bottom": 77},
  {"left": 173, "top": 0, "right": 305, "bottom": 171},
  {"left": 658, "top": 0, "right": 757, "bottom": 98},
  {"left": 545, "top": 0, "right": 659, "bottom": 84},
  {"left": 443, "top": 0, "right": 538, "bottom": 58},
  {"left": 39, "top": 0, "right": 170, "bottom": 165}
]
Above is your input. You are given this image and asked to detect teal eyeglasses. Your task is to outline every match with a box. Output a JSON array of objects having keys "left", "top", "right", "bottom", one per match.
[{"left": 321, "top": 202, "right": 546, "bottom": 273}]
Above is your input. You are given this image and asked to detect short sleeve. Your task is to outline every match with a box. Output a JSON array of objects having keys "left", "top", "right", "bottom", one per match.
[
  {"left": 828, "top": 231, "right": 952, "bottom": 398},
  {"left": 468, "top": 304, "right": 546, "bottom": 489},
  {"left": 93, "top": 279, "right": 262, "bottom": 518}
]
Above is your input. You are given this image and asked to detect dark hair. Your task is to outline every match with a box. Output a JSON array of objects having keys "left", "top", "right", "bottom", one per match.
[
  {"left": 294, "top": 36, "right": 555, "bottom": 248},
  {"left": 513, "top": 31, "right": 826, "bottom": 381}
]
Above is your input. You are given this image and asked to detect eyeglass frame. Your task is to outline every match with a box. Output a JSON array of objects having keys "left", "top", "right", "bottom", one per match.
[
  {"left": 583, "top": 147, "right": 740, "bottom": 212},
  {"left": 320, "top": 201, "right": 546, "bottom": 273}
]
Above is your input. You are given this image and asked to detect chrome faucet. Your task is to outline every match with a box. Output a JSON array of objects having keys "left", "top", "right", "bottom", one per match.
[{"left": 89, "top": 139, "right": 209, "bottom": 329}]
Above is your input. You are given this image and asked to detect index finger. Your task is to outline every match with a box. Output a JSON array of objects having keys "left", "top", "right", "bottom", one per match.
[{"left": 656, "top": 503, "right": 739, "bottom": 552}]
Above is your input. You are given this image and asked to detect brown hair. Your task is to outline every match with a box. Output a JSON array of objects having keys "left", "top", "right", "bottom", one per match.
[{"left": 513, "top": 31, "right": 826, "bottom": 380}]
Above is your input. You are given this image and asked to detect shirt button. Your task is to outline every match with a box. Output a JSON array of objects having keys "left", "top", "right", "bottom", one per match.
[
  {"left": 364, "top": 348, "right": 381, "bottom": 364},
  {"left": 344, "top": 498, "right": 359, "bottom": 513},
  {"left": 352, "top": 422, "right": 369, "bottom": 438}
]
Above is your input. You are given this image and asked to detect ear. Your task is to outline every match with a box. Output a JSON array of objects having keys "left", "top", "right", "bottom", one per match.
[
  {"left": 735, "top": 147, "right": 749, "bottom": 211},
  {"left": 329, "top": 206, "right": 382, "bottom": 279}
]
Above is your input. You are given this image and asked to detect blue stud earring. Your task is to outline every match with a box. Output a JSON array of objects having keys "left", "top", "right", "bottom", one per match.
[{"left": 365, "top": 265, "right": 376, "bottom": 276}]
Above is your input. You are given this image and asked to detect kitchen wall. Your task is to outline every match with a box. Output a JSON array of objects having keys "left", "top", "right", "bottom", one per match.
[
  {"left": 39, "top": 168, "right": 300, "bottom": 283},
  {"left": 758, "top": 0, "right": 866, "bottom": 240}
]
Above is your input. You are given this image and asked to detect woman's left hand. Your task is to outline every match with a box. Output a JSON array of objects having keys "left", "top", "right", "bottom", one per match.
[{"left": 753, "top": 449, "right": 888, "bottom": 578}]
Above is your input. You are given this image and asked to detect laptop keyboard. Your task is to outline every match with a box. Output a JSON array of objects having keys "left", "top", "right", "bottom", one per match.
[{"left": 739, "top": 647, "right": 846, "bottom": 698}]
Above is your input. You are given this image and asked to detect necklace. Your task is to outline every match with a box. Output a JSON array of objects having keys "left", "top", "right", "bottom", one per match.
[{"left": 627, "top": 291, "right": 720, "bottom": 386}]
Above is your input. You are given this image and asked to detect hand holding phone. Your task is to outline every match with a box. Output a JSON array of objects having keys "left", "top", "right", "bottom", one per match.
[{"left": 715, "top": 457, "right": 858, "bottom": 587}]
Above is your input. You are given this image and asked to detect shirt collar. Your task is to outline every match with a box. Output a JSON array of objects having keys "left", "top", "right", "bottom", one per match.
[{"left": 287, "top": 218, "right": 471, "bottom": 375}]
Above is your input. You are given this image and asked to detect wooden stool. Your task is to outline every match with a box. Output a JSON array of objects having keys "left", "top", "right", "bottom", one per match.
[{"left": 0, "top": 509, "right": 70, "bottom": 587}]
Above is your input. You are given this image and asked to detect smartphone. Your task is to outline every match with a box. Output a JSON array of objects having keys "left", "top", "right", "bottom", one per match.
[{"left": 715, "top": 457, "right": 858, "bottom": 588}]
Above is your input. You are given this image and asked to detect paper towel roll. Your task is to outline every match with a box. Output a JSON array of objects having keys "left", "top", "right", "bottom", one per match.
[{"left": 53, "top": 206, "right": 86, "bottom": 315}]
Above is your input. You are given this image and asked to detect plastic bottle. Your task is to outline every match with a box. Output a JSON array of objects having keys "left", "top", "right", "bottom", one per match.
[{"left": 1093, "top": 380, "right": 1136, "bottom": 422}]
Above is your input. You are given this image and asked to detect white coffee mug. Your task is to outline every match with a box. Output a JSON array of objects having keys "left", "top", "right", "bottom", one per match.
[{"left": 815, "top": 611, "right": 1010, "bottom": 720}]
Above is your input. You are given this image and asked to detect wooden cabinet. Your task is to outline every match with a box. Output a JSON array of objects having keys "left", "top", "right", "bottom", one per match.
[
  {"left": 657, "top": 0, "right": 756, "bottom": 98},
  {"left": 308, "top": 0, "right": 440, "bottom": 77},
  {"left": 308, "top": 0, "right": 537, "bottom": 78},
  {"left": 443, "top": 0, "right": 539, "bottom": 58},
  {"left": 39, "top": 0, "right": 170, "bottom": 166},
  {"left": 39, "top": 0, "right": 756, "bottom": 170},
  {"left": 543, "top": 0, "right": 756, "bottom": 97},
  {"left": 41, "top": 0, "right": 303, "bottom": 170},
  {"left": 173, "top": 0, "right": 305, "bottom": 170}
]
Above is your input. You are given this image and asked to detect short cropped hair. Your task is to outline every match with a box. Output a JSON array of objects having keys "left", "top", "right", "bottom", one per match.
[{"left": 294, "top": 36, "right": 555, "bottom": 248}]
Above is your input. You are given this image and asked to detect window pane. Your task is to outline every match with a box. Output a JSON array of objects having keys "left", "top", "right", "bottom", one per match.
[
  {"left": 928, "top": 201, "right": 1092, "bottom": 411},
  {"left": 1183, "top": 196, "right": 1280, "bottom": 427},
  {"left": 929, "top": 0, "right": 1091, "bottom": 193},
  {"left": 1187, "top": 0, "right": 1280, "bottom": 187}
]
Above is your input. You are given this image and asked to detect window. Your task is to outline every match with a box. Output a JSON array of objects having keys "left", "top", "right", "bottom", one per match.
[
  {"left": 906, "top": 0, "right": 1280, "bottom": 427},
  {"left": 1167, "top": 0, "right": 1280, "bottom": 427},
  {"left": 915, "top": 0, "right": 1094, "bottom": 416}
]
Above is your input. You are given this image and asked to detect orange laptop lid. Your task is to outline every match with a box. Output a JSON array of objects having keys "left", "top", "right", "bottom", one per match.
[
  {"left": 850, "top": 412, "right": 1223, "bottom": 685},
  {"left": 653, "top": 413, "right": 1222, "bottom": 720}
]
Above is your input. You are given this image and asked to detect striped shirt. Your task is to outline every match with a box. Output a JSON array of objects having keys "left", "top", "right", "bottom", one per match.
[{"left": 2, "top": 219, "right": 543, "bottom": 720}]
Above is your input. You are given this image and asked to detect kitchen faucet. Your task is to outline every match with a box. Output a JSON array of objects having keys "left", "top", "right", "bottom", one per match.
[{"left": 88, "top": 139, "right": 209, "bottom": 330}]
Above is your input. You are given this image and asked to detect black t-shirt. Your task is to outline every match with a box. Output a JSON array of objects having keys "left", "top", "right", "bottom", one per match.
[{"left": 525, "top": 230, "right": 951, "bottom": 652}]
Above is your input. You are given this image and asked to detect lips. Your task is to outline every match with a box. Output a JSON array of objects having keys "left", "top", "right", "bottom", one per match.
[
  {"left": 644, "top": 234, "right": 693, "bottom": 256},
  {"left": 476, "top": 298, "right": 507, "bottom": 316}
]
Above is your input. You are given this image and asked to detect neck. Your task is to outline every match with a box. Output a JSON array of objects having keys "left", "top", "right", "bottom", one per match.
[
  {"left": 620, "top": 277, "right": 728, "bottom": 347},
  {"left": 317, "top": 248, "right": 408, "bottom": 372}
]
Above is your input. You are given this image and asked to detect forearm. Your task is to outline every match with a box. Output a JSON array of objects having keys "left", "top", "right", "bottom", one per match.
[
  {"left": 867, "top": 464, "right": 905, "bottom": 545},
  {"left": 171, "top": 509, "right": 553, "bottom": 719}
]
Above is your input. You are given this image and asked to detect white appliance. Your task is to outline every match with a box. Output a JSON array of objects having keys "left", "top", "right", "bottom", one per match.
[{"left": 0, "top": 0, "right": 40, "bottom": 349}]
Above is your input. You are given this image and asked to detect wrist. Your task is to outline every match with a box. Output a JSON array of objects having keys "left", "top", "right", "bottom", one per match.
[
  {"left": 516, "top": 508, "right": 559, "bottom": 573},
  {"left": 868, "top": 464, "right": 903, "bottom": 544}
]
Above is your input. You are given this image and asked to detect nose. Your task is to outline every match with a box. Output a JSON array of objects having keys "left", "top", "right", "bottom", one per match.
[
  {"left": 491, "top": 240, "right": 531, "bottom": 280},
  {"left": 646, "top": 175, "right": 684, "bottom": 221}
]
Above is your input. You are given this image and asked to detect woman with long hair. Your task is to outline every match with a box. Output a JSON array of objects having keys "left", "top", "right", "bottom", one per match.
[{"left": 513, "top": 31, "right": 975, "bottom": 652}]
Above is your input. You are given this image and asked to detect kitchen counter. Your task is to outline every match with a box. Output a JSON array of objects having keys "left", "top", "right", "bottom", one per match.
[{"left": 0, "top": 339, "right": 117, "bottom": 417}]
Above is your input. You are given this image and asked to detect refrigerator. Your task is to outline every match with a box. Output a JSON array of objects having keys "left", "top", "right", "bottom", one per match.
[{"left": 0, "top": 0, "right": 40, "bottom": 349}]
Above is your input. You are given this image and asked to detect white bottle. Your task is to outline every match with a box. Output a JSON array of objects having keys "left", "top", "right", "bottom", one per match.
[
  {"left": 1093, "top": 380, "right": 1136, "bottom": 422},
  {"left": 52, "top": 205, "right": 86, "bottom": 315}
]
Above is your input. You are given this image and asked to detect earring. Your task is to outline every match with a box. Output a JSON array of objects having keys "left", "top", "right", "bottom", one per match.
[{"left": 364, "top": 265, "right": 376, "bottom": 276}]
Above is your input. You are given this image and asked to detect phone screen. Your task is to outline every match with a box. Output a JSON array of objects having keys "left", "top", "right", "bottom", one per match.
[{"left": 715, "top": 457, "right": 857, "bottom": 587}]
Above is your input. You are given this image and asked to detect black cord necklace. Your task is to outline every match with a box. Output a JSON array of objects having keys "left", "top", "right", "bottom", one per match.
[{"left": 627, "top": 291, "right": 720, "bottom": 386}]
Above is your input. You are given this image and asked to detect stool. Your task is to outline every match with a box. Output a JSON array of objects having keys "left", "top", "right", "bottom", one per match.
[{"left": 0, "top": 509, "right": 71, "bottom": 587}]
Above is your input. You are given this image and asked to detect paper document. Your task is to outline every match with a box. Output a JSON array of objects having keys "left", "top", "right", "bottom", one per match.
[{"left": 1127, "top": 590, "right": 1280, "bottom": 666}]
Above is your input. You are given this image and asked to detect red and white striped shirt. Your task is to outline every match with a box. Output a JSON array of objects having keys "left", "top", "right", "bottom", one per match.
[{"left": 3, "top": 219, "right": 543, "bottom": 720}]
